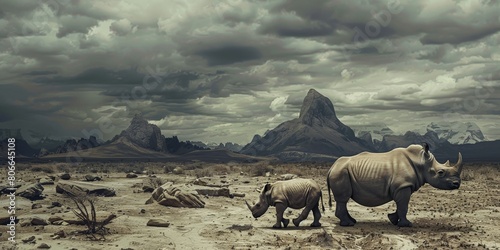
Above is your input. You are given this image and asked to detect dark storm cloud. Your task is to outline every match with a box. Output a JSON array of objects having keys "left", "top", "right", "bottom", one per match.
[
  {"left": 1, "top": 0, "right": 500, "bottom": 144},
  {"left": 56, "top": 15, "right": 99, "bottom": 38},
  {"left": 257, "top": 13, "right": 334, "bottom": 37},
  {"left": 420, "top": 25, "right": 500, "bottom": 45},
  {"left": 35, "top": 68, "right": 145, "bottom": 85},
  {"left": 196, "top": 46, "right": 262, "bottom": 66}
]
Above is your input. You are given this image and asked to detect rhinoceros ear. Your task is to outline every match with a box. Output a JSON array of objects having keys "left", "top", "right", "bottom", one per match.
[
  {"left": 423, "top": 142, "right": 429, "bottom": 154},
  {"left": 263, "top": 183, "right": 271, "bottom": 193}
]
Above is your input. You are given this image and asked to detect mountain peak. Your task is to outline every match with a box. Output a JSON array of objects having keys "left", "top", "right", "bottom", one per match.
[
  {"left": 120, "top": 114, "right": 166, "bottom": 151},
  {"left": 299, "top": 89, "right": 338, "bottom": 125}
]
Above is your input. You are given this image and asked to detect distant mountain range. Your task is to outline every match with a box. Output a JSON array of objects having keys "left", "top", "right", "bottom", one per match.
[
  {"left": 239, "top": 89, "right": 499, "bottom": 162},
  {"left": 1, "top": 89, "right": 499, "bottom": 163}
]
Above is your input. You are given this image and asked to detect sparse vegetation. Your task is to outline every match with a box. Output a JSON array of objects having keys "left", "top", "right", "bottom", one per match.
[
  {"left": 250, "top": 164, "right": 274, "bottom": 177},
  {"left": 65, "top": 191, "right": 114, "bottom": 240},
  {"left": 145, "top": 176, "right": 165, "bottom": 189}
]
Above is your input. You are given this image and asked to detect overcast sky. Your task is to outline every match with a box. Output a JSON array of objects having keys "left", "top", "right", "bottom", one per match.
[{"left": 0, "top": 0, "right": 499, "bottom": 144}]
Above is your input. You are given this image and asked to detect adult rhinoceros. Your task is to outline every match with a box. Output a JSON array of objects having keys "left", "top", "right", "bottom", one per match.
[{"left": 327, "top": 143, "right": 463, "bottom": 227}]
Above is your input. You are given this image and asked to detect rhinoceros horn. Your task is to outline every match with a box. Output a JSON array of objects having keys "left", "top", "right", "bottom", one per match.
[
  {"left": 454, "top": 152, "right": 463, "bottom": 173},
  {"left": 245, "top": 200, "right": 252, "bottom": 211},
  {"left": 444, "top": 160, "right": 450, "bottom": 166}
]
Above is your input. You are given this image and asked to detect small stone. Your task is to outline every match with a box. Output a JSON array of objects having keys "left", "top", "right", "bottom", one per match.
[
  {"left": 172, "top": 167, "right": 184, "bottom": 175},
  {"left": 126, "top": 173, "right": 138, "bottom": 178},
  {"left": 31, "top": 217, "right": 49, "bottom": 226},
  {"left": 32, "top": 204, "right": 42, "bottom": 209},
  {"left": 60, "top": 173, "right": 71, "bottom": 180},
  {"left": 37, "top": 243, "right": 51, "bottom": 249},
  {"left": 48, "top": 216, "right": 63, "bottom": 224},
  {"left": 147, "top": 219, "right": 170, "bottom": 227},
  {"left": 22, "top": 235, "right": 36, "bottom": 243}
]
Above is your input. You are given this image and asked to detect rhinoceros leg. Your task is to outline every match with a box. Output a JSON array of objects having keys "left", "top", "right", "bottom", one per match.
[
  {"left": 387, "top": 211, "right": 399, "bottom": 225},
  {"left": 393, "top": 187, "right": 413, "bottom": 227},
  {"left": 273, "top": 203, "right": 287, "bottom": 228},
  {"left": 310, "top": 204, "right": 322, "bottom": 227},
  {"left": 282, "top": 218, "right": 290, "bottom": 228},
  {"left": 335, "top": 202, "right": 356, "bottom": 226},
  {"left": 330, "top": 173, "right": 356, "bottom": 226},
  {"left": 292, "top": 207, "right": 311, "bottom": 227}
]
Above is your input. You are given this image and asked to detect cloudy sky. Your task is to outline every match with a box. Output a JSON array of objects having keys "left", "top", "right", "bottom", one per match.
[{"left": 0, "top": 0, "right": 499, "bottom": 144}]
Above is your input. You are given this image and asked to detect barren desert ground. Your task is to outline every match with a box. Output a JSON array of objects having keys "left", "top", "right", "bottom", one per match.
[{"left": 2, "top": 162, "right": 500, "bottom": 250}]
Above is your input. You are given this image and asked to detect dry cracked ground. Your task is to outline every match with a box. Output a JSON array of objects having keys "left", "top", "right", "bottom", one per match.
[{"left": 1, "top": 162, "right": 499, "bottom": 250}]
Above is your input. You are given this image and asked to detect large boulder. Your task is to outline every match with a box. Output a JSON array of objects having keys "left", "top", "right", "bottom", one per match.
[
  {"left": 146, "top": 183, "right": 205, "bottom": 208},
  {"left": 17, "top": 183, "right": 44, "bottom": 200},
  {"left": 56, "top": 180, "right": 116, "bottom": 197}
]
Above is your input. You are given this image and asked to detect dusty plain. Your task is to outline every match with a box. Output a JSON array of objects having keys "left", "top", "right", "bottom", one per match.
[{"left": 1, "top": 162, "right": 499, "bottom": 250}]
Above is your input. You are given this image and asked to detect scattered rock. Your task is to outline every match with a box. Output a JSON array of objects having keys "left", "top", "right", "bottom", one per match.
[
  {"left": 142, "top": 186, "right": 154, "bottom": 193},
  {"left": 38, "top": 177, "right": 54, "bottom": 185},
  {"left": 37, "top": 243, "right": 51, "bottom": 249},
  {"left": 232, "top": 192, "right": 245, "bottom": 198},
  {"left": 52, "top": 220, "right": 64, "bottom": 225},
  {"left": 84, "top": 175, "right": 101, "bottom": 181},
  {"left": 22, "top": 235, "right": 36, "bottom": 243},
  {"left": 196, "top": 187, "right": 231, "bottom": 198},
  {"left": 17, "top": 183, "right": 44, "bottom": 200},
  {"left": 146, "top": 183, "right": 205, "bottom": 208},
  {"left": 172, "top": 167, "right": 184, "bottom": 175},
  {"left": 30, "top": 217, "right": 49, "bottom": 226},
  {"left": 126, "top": 173, "right": 138, "bottom": 178},
  {"left": 48, "top": 216, "right": 63, "bottom": 224},
  {"left": 279, "top": 174, "right": 298, "bottom": 180},
  {"left": 32, "top": 204, "right": 42, "bottom": 209},
  {"left": 0, "top": 214, "right": 19, "bottom": 224},
  {"left": 56, "top": 180, "right": 116, "bottom": 197},
  {"left": 60, "top": 173, "right": 71, "bottom": 180},
  {"left": 265, "top": 172, "right": 271, "bottom": 177},
  {"left": 146, "top": 218, "right": 170, "bottom": 227},
  {"left": 193, "top": 178, "right": 229, "bottom": 188},
  {"left": 51, "top": 230, "right": 66, "bottom": 239},
  {"left": 0, "top": 183, "right": 21, "bottom": 194},
  {"left": 228, "top": 224, "right": 253, "bottom": 231},
  {"left": 140, "top": 209, "right": 146, "bottom": 213},
  {"left": 47, "top": 201, "right": 62, "bottom": 209}
]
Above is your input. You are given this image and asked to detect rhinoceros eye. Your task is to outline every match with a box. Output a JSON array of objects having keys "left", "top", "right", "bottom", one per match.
[{"left": 437, "top": 169, "right": 445, "bottom": 177}]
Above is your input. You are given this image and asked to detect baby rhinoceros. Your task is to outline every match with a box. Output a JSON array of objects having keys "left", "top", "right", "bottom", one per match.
[{"left": 245, "top": 178, "right": 325, "bottom": 228}]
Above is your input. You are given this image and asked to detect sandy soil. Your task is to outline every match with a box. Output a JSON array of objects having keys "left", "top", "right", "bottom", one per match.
[{"left": 1, "top": 163, "right": 500, "bottom": 250}]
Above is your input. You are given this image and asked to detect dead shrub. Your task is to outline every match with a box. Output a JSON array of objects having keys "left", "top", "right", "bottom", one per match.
[
  {"left": 251, "top": 164, "right": 274, "bottom": 177},
  {"left": 461, "top": 171, "right": 475, "bottom": 181},
  {"left": 65, "top": 191, "right": 115, "bottom": 240},
  {"left": 145, "top": 176, "right": 165, "bottom": 189},
  {"left": 194, "top": 168, "right": 214, "bottom": 178}
]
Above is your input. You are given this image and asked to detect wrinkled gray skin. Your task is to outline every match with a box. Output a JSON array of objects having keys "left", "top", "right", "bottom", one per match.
[
  {"left": 327, "top": 144, "right": 463, "bottom": 227},
  {"left": 246, "top": 178, "right": 325, "bottom": 228}
]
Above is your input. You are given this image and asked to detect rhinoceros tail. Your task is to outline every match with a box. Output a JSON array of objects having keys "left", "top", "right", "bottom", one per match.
[
  {"left": 327, "top": 169, "right": 332, "bottom": 208},
  {"left": 320, "top": 191, "right": 325, "bottom": 212}
]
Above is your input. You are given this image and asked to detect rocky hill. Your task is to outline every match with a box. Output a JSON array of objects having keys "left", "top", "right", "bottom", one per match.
[
  {"left": 53, "top": 136, "right": 100, "bottom": 154},
  {"left": 240, "top": 89, "right": 372, "bottom": 160},
  {"left": 115, "top": 114, "right": 167, "bottom": 151}
]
